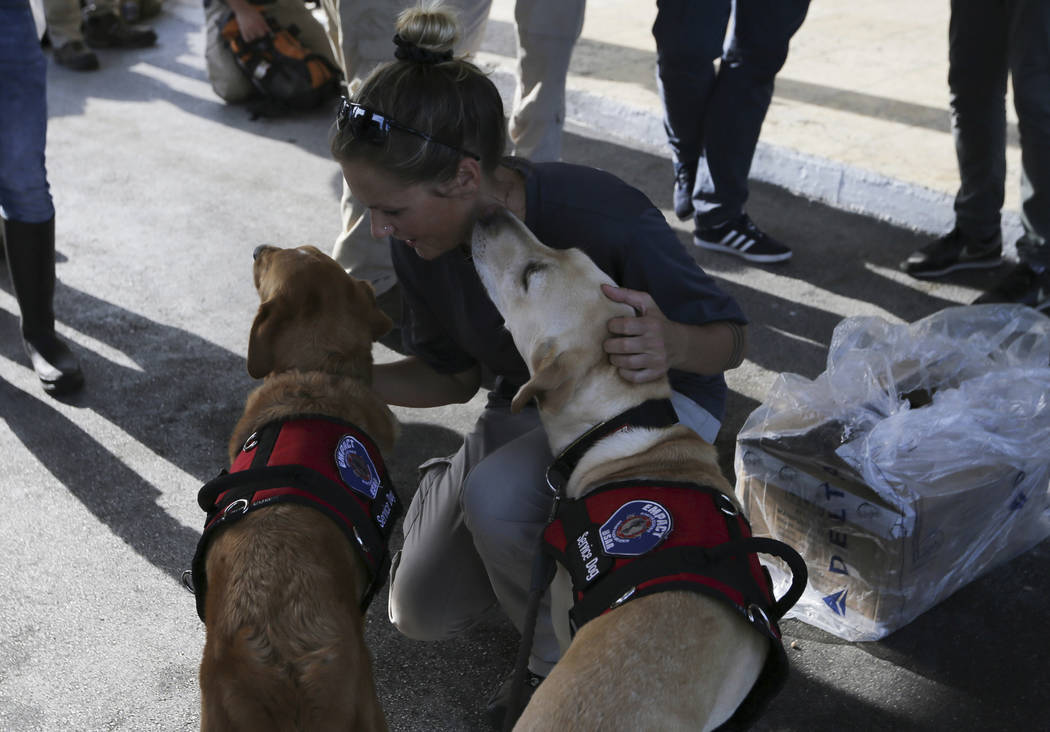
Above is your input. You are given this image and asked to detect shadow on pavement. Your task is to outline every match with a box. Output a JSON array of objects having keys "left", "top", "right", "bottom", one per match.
[
  {"left": 0, "top": 374, "right": 200, "bottom": 583},
  {"left": 1, "top": 286, "right": 465, "bottom": 591}
]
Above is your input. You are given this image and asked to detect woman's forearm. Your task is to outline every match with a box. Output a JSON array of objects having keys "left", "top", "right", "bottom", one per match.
[
  {"left": 373, "top": 357, "right": 481, "bottom": 407},
  {"left": 667, "top": 321, "right": 748, "bottom": 375}
]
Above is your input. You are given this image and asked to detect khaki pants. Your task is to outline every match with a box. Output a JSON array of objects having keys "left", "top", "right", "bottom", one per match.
[
  {"left": 203, "top": 0, "right": 338, "bottom": 103},
  {"left": 328, "top": 0, "right": 586, "bottom": 295},
  {"left": 387, "top": 396, "right": 560, "bottom": 675}
]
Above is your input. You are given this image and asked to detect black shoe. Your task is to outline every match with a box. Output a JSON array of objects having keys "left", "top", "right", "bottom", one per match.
[
  {"left": 24, "top": 333, "right": 85, "bottom": 395},
  {"left": 53, "top": 40, "right": 100, "bottom": 71},
  {"left": 900, "top": 228, "right": 1002, "bottom": 279},
  {"left": 973, "top": 261, "right": 1050, "bottom": 312},
  {"left": 694, "top": 214, "right": 792, "bottom": 263},
  {"left": 672, "top": 161, "right": 697, "bottom": 221},
  {"left": 485, "top": 669, "right": 544, "bottom": 730},
  {"left": 82, "top": 7, "right": 157, "bottom": 49}
]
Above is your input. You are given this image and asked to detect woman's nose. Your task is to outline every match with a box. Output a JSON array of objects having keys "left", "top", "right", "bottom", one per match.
[{"left": 370, "top": 213, "right": 391, "bottom": 239}]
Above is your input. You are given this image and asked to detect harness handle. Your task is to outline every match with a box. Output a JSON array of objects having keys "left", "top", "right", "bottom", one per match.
[{"left": 727, "top": 536, "right": 809, "bottom": 620}]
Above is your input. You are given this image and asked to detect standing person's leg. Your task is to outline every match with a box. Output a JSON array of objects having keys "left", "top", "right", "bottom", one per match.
[
  {"left": 0, "top": 5, "right": 83, "bottom": 395},
  {"left": 509, "top": 0, "right": 585, "bottom": 162},
  {"left": 1009, "top": 0, "right": 1050, "bottom": 258},
  {"left": 42, "top": 0, "right": 83, "bottom": 48},
  {"left": 388, "top": 396, "right": 544, "bottom": 641},
  {"left": 652, "top": 0, "right": 731, "bottom": 221},
  {"left": 949, "top": 0, "right": 1010, "bottom": 244},
  {"left": 693, "top": 0, "right": 809, "bottom": 228},
  {"left": 42, "top": 0, "right": 99, "bottom": 70},
  {"left": 327, "top": 0, "right": 491, "bottom": 298},
  {"left": 900, "top": 0, "right": 1008, "bottom": 279},
  {"left": 324, "top": 0, "right": 405, "bottom": 296},
  {"left": 975, "top": 0, "right": 1050, "bottom": 310}
]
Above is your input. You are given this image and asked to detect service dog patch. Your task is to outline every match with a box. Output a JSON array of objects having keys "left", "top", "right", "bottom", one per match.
[
  {"left": 599, "top": 500, "right": 672, "bottom": 557},
  {"left": 335, "top": 434, "right": 381, "bottom": 499}
]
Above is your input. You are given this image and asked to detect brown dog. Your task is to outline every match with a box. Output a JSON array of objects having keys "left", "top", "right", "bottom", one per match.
[
  {"left": 194, "top": 245, "right": 397, "bottom": 732},
  {"left": 471, "top": 212, "right": 803, "bottom": 731}
]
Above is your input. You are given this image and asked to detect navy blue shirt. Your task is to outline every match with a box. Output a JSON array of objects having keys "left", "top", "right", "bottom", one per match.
[{"left": 392, "top": 159, "right": 747, "bottom": 420}]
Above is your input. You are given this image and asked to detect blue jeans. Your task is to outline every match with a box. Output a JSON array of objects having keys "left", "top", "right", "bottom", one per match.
[
  {"left": 653, "top": 0, "right": 809, "bottom": 228},
  {"left": 949, "top": 0, "right": 1050, "bottom": 263},
  {"left": 0, "top": 0, "right": 54, "bottom": 224}
]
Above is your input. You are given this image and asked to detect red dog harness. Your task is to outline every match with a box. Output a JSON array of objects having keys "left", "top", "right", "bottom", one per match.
[
  {"left": 186, "top": 415, "right": 401, "bottom": 621},
  {"left": 538, "top": 400, "right": 807, "bottom": 731}
]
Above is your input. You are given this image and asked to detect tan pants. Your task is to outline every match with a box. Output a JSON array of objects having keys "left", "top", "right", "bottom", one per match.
[
  {"left": 203, "top": 0, "right": 338, "bottom": 104},
  {"left": 328, "top": 0, "right": 586, "bottom": 295},
  {"left": 387, "top": 397, "right": 561, "bottom": 675}
]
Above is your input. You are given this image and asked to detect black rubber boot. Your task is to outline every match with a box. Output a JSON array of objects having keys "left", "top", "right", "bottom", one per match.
[{"left": 2, "top": 217, "right": 84, "bottom": 395}]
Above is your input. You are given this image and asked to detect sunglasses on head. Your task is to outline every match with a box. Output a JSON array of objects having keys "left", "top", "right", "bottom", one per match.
[{"left": 336, "top": 98, "right": 480, "bottom": 161}]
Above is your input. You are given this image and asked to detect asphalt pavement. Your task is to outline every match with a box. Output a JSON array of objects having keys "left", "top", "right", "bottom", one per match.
[{"left": 1, "top": 1, "right": 1047, "bottom": 730}]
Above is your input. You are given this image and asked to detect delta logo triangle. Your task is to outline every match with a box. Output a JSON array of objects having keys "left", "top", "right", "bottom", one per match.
[{"left": 823, "top": 589, "right": 848, "bottom": 616}]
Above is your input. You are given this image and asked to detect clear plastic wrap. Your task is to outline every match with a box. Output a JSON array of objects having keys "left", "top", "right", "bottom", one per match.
[{"left": 734, "top": 305, "right": 1050, "bottom": 641}]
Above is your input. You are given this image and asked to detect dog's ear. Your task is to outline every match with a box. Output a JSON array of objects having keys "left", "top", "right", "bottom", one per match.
[
  {"left": 511, "top": 339, "right": 579, "bottom": 414},
  {"left": 246, "top": 298, "right": 285, "bottom": 378},
  {"left": 370, "top": 307, "right": 394, "bottom": 341},
  {"left": 369, "top": 308, "right": 394, "bottom": 342}
]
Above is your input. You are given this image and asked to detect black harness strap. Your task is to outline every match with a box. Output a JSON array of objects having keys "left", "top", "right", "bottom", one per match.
[
  {"left": 186, "top": 416, "right": 401, "bottom": 622},
  {"left": 545, "top": 398, "right": 679, "bottom": 492}
]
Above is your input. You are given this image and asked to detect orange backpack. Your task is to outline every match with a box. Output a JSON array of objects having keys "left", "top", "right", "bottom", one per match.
[{"left": 220, "top": 10, "right": 342, "bottom": 115}]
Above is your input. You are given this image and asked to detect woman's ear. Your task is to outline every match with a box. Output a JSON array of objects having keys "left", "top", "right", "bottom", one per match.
[{"left": 438, "top": 157, "right": 482, "bottom": 198}]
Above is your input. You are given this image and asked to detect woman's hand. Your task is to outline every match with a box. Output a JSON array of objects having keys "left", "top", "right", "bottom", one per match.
[
  {"left": 601, "top": 284, "right": 677, "bottom": 383},
  {"left": 230, "top": 2, "right": 270, "bottom": 42}
]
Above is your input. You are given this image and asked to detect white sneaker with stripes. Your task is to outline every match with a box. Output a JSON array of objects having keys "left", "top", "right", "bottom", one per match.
[{"left": 694, "top": 214, "right": 792, "bottom": 263}]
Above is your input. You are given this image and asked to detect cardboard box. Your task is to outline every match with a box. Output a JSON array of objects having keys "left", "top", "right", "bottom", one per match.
[{"left": 736, "top": 423, "right": 1050, "bottom": 641}]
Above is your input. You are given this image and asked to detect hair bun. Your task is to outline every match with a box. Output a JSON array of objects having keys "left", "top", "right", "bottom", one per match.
[
  {"left": 393, "top": 3, "right": 459, "bottom": 62},
  {"left": 393, "top": 33, "right": 453, "bottom": 64}
]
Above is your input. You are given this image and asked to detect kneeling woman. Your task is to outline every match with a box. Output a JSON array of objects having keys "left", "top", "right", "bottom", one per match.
[{"left": 330, "top": 2, "right": 749, "bottom": 724}]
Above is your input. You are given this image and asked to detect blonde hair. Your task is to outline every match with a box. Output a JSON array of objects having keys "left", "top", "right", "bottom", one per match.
[{"left": 330, "top": 2, "right": 506, "bottom": 184}]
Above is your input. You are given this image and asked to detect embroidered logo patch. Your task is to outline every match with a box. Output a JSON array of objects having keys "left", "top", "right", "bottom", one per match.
[
  {"left": 598, "top": 500, "right": 672, "bottom": 557},
  {"left": 334, "top": 435, "right": 381, "bottom": 499}
]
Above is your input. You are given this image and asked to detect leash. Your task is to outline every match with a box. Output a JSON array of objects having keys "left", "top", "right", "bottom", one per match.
[{"left": 503, "top": 529, "right": 557, "bottom": 732}]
